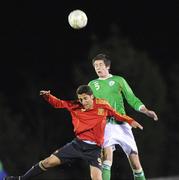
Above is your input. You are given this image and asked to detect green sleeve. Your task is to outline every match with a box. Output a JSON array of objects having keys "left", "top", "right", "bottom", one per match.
[{"left": 120, "top": 77, "right": 144, "bottom": 111}]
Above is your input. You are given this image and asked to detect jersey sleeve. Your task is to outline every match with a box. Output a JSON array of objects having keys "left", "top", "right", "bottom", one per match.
[
  {"left": 120, "top": 77, "right": 144, "bottom": 111},
  {"left": 42, "top": 94, "right": 72, "bottom": 110},
  {"left": 88, "top": 81, "right": 92, "bottom": 87},
  {"left": 105, "top": 103, "right": 134, "bottom": 125}
]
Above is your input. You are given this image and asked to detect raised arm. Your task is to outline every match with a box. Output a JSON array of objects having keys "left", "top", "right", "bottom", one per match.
[{"left": 40, "top": 90, "right": 70, "bottom": 109}]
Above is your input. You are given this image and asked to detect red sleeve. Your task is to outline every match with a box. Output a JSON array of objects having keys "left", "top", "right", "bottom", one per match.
[
  {"left": 42, "top": 94, "right": 72, "bottom": 110},
  {"left": 105, "top": 104, "right": 134, "bottom": 125}
]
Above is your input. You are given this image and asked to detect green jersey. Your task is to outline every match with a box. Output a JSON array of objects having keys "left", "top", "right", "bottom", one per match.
[{"left": 89, "top": 75, "right": 144, "bottom": 115}]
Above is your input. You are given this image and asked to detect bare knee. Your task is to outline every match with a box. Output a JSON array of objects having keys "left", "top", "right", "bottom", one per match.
[
  {"left": 91, "top": 173, "right": 102, "bottom": 180},
  {"left": 90, "top": 166, "right": 102, "bottom": 180},
  {"left": 42, "top": 155, "right": 61, "bottom": 168},
  {"left": 103, "top": 146, "right": 113, "bottom": 162},
  {"left": 129, "top": 153, "right": 142, "bottom": 170},
  {"left": 132, "top": 163, "right": 142, "bottom": 170}
]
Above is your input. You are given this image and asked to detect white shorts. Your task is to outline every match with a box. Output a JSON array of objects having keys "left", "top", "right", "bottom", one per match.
[{"left": 103, "top": 122, "right": 138, "bottom": 156}]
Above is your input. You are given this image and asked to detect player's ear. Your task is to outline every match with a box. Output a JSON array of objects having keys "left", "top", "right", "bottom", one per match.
[
  {"left": 91, "top": 95, "right": 94, "bottom": 99},
  {"left": 106, "top": 66, "right": 110, "bottom": 70}
]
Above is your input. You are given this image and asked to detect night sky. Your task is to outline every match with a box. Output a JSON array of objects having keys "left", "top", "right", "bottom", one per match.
[
  {"left": 1, "top": 0, "right": 178, "bottom": 96},
  {"left": 0, "top": 0, "right": 179, "bottom": 179},
  {"left": 1, "top": 1, "right": 179, "bottom": 68}
]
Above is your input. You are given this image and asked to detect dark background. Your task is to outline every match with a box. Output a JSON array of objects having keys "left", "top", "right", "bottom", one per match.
[{"left": 0, "top": 1, "right": 179, "bottom": 179}]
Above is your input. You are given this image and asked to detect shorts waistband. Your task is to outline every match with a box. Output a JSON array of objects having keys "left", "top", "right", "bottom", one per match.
[
  {"left": 107, "top": 116, "right": 125, "bottom": 125},
  {"left": 76, "top": 137, "right": 97, "bottom": 145},
  {"left": 82, "top": 140, "right": 97, "bottom": 145}
]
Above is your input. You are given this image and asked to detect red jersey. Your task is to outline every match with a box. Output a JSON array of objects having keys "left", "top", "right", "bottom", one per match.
[{"left": 43, "top": 94, "right": 134, "bottom": 146}]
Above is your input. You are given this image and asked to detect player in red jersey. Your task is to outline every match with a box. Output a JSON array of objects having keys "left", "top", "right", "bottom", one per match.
[{"left": 4, "top": 85, "right": 143, "bottom": 180}]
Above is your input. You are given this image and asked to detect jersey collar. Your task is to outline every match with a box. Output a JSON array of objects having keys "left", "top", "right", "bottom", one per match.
[{"left": 98, "top": 74, "right": 113, "bottom": 80}]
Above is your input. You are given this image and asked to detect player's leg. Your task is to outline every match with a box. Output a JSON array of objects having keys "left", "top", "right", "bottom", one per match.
[
  {"left": 102, "top": 146, "right": 113, "bottom": 180},
  {"left": 4, "top": 155, "right": 61, "bottom": 180},
  {"left": 117, "top": 123, "right": 146, "bottom": 180},
  {"left": 128, "top": 153, "right": 146, "bottom": 180},
  {"left": 90, "top": 165, "right": 102, "bottom": 180},
  {"left": 22, "top": 154, "right": 61, "bottom": 179},
  {"left": 102, "top": 122, "right": 116, "bottom": 180},
  {"left": 80, "top": 138, "right": 102, "bottom": 180},
  {"left": 5, "top": 139, "right": 81, "bottom": 180}
]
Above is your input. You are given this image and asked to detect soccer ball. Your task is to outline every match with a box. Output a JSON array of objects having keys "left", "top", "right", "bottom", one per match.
[{"left": 68, "top": 9, "right": 88, "bottom": 29}]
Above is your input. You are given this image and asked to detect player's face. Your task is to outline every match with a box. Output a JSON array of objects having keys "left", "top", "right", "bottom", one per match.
[
  {"left": 93, "top": 60, "right": 110, "bottom": 78},
  {"left": 78, "top": 93, "right": 94, "bottom": 110}
]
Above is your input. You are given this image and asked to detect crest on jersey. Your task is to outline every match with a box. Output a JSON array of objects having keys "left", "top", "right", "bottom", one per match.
[
  {"left": 109, "top": 80, "right": 115, "bottom": 86},
  {"left": 98, "top": 108, "right": 104, "bottom": 115}
]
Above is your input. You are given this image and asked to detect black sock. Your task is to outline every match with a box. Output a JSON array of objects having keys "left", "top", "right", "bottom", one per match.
[{"left": 21, "top": 161, "right": 47, "bottom": 180}]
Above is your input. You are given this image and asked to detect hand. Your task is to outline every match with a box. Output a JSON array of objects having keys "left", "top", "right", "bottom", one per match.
[
  {"left": 40, "top": 90, "right": 50, "bottom": 96},
  {"left": 131, "top": 121, "right": 143, "bottom": 130},
  {"left": 140, "top": 105, "right": 158, "bottom": 121},
  {"left": 145, "top": 110, "right": 158, "bottom": 121}
]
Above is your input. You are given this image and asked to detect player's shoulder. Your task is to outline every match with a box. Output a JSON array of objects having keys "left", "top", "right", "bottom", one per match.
[
  {"left": 112, "top": 75, "right": 127, "bottom": 84},
  {"left": 88, "top": 79, "right": 99, "bottom": 87},
  {"left": 112, "top": 75, "right": 124, "bottom": 80},
  {"left": 88, "top": 78, "right": 99, "bottom": 84},
  {"left": 95, "top": 98, "right": 110, "bottom": 106}
]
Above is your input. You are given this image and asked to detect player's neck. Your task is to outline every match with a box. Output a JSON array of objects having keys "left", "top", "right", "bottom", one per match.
[
  {"left": 82, "top": 104, "right": 93, "bottom": 111},
  {"left": 82, "top": 101, "right": 94, "bottom": 111},
  {"left": 98, "top": 73, "right": 112, "bottom": 80}
]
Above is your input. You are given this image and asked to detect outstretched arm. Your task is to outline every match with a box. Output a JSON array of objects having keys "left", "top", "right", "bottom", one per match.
[
  {"left": 40, "top": 90, "right": 50, "bottom": 96},
  {"left": 106, "top": 104, "right": 143, "bottom": 130},
  {"left": 114, "top": 113, "right": 143, "bottom": 130},
  {"left": 40, "top": 90, "right": 71, "bottom": 109},
  {"left": 139, "top": 105, "right": 158, "bottom": 121},
  {"left": 130, "top": 120, "right": 143, "bottom": 130},
  {"left": 120, "top": 77, "right": 158, "bottom": 121}
]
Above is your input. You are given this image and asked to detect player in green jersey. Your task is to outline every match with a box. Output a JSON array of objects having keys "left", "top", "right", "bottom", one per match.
[{"left": 88, "top": 53, "right": 158, "bottom": 180}]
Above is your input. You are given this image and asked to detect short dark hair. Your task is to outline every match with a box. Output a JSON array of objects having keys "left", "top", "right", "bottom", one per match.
[
  {"left": 76, "top": 85, "right": 93, "bottom": 96},
  {"left": 92, "top": 53, "right": 111, "bottom": 68}
]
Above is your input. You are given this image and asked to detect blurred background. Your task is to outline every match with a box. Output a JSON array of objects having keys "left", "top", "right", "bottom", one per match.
[{"left": 0, "top": 0, "right": 179, "bottom": 179}]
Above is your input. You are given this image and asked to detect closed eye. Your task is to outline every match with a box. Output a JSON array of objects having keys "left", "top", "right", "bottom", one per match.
[{"left": 79, "top": 98, "right": 82, "bottom": 103}]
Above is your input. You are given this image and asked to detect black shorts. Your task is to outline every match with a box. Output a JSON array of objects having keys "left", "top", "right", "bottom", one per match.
[{"left": 53, "top": 138, "right": 102, "bottom": 170}]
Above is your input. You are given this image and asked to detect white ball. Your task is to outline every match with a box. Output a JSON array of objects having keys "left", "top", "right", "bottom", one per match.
[{"left": 68, "top": 9, "right": 88, "bottom": 29}]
